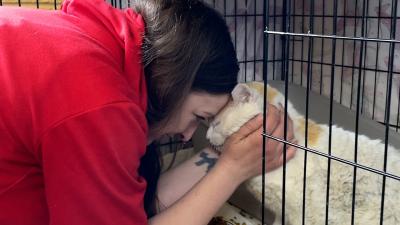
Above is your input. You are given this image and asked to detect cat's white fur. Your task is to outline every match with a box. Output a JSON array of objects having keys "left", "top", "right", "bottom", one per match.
[{"left": 206, "top": 82, "right": 400, "bottom": 225}]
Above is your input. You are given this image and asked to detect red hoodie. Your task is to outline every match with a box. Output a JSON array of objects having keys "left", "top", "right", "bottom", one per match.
[{"left": 0, "top": 0, "right": 149, "bottom": 224}]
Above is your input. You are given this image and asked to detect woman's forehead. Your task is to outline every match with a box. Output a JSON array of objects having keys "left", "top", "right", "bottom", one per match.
[{"left": 186, "top": 92, "right": 230, "bottom": 112}]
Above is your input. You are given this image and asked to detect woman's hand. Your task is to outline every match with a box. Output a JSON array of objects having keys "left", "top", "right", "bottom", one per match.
[{"left": 217, "top": 103, "right": 297, "bottom": 183}]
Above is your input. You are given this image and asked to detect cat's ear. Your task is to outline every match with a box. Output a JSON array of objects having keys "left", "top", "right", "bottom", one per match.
[{"left": 231, "top": 83, "right": 254, "bottom": 103}]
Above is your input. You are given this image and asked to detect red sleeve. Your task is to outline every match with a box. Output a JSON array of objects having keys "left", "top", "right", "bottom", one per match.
[{"left": 39, "top": 102, "right": 148, "bottom": 225}]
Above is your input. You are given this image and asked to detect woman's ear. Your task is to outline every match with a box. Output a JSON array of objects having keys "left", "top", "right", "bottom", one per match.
[{"left": 231, "top": 83, "right": 253, "bottom": 103}]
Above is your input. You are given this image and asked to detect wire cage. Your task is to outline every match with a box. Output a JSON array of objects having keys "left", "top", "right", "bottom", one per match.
[
  {"left": 261, "top": 0, "right": 400, "bottom": 224},
  {"left": 204, "top": 0, "right": 400, "bottom": 224},
  {"left": 0, "top": 0, "right": 61, "bottom": 9},
  {"left": 2, "top": 0, "right": 400, "bottom": 225},
  {"left": 200, "top": 0, "right": 400, "bottom": 132}
]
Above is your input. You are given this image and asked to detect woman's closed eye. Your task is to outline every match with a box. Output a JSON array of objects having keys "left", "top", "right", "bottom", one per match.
[
  {"left": 194, "top": 114, "right": 213, "bottom": 124},
  {"left": 195, "top": 114, "right": 206, "bottom": 122}
]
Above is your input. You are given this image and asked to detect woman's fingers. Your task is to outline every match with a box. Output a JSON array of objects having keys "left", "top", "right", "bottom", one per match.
[
  {"left": 286, "top": 114, "right": 295, "bottom": 141},
  {"left": 265, "top": 104, "right": 281, "bottom": 135},
  {"left": 274, "top": 105, "right": 294, "bottom": 140},
  {"left": 263, "top": 105, "right": 297, "bottom": 172},
  {"left": 220, "top": 103, "right": 298, "bottom": 179},
  {"left": 264, "top": 139, "right": 297, "bottom": 172},
  {"left": 276, "top": 143, "right": 298, "bottom": 166},
  {"left": 285, "top": 143, "right": 297, "bottom": 160}
]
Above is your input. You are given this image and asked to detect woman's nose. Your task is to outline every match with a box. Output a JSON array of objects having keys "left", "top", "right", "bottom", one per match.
[{"left": 181, "top": 124, "right": 198, "bottom": 142}]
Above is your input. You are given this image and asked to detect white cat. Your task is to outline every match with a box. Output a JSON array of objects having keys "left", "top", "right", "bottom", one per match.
[{"left": 206, "top": 82, "right": 400, "bottom": 225}]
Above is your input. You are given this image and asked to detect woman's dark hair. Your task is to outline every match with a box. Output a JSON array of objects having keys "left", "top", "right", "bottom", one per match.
[
  {"left": 138, "top": 142, "right": 162, "bottom": 217},
  {"left": 133, "top": 0, "right": 239, "bottom": 217}
]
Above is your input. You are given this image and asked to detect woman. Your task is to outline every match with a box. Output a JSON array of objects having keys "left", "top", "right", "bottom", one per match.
[{"left": 0, "top": 0, "right": 296, "bottom": 224}]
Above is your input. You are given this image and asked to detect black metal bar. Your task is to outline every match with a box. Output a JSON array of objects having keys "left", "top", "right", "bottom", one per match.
[
  {"left": 245, "top": 0, "right": 248, "bottom": 82},
  {"left": 262, "top": 0, "right": 269, "bottom": 223},
  {"left": 224, "top": 0, "right": 226, "bottom": 18},
  {"left": 281, "top": 0, "right": 291, "bottom": 223},
  {"left": 290, "top": 0, "right": 296, "bottom": 83},
  {"left": 262, "top": 134, "right": 400, "bottom": 181},
  {"left": 18, "top": 0, "right": 21, "bottom": 7},
  {"left": 351, "top": 0, "right": 368, "bottom": 223},
  {"left": 264, "top": 31, "right": 400, "bottom": 44},
  {"left": 378, "top": 121, "right": 400, "bottom": 130},
  {"left": 253, "top": 0, "right": 256, "bottom": 80},
  {"left": 255, "top": 14, "right": 400, "bottom": 19},
  {"left": 299, "top": 0, "right": 305, "bottom": 87},
  {"left": 290, "top": 14, "right": 399, "bottom": 20},
  {"left": 320, "top": 0, "right": 326, "bottom": 95},
  {"left": 282, "top": 58, "right": 400, "bottom": 75},
  {"left": 360, "top": 0, "right": 370, "bottom": 116},
  {"left": 380, "top": 0, "right": 398, "bottom": 222},
  {"left": 259, "top": 59, "right": 281, "bottom": 63},
  {"left": 350, "top": 0, "right": 359, "bottom": 111},
  {"left": 373, "top": 0, "right": 383, "bottom": 120},
  {"left": 397, "top": 88, "right": 400, "bottom": 132},
  {"left": 36, "top": 0, "right": 39, "bottom": 9},
  {"left": 339, "top": 1, "right": 348, "bottom": 105},
  {"left": 234, "top": 0, "right": 237, "bottom": 51},
  {"left": 238, "top": 59, "right": 264, "bottom": 63},
  {"left": 224, "top": 13, "right": 266, "bottom": 17},
  {"left": 272, "top": 0, "right": 277, "bottom": 80},
  {"left": 281, "top": 0, "right": 287, "bottom": 82},
  {"left": 325, "top": 0, "right": 339, "bottom": 223},
  {"left": 302, "top": 0, "right": 315, "bottom": 223}
]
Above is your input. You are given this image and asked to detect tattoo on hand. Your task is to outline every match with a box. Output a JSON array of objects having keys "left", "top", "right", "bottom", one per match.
[{"left": 195, "top": 152, "right": 218, "bottom": 172}]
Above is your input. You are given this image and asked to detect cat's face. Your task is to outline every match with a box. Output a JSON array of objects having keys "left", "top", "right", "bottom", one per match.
[{"left": 206, "top": 84, "right": 262, "bottom": 147}]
